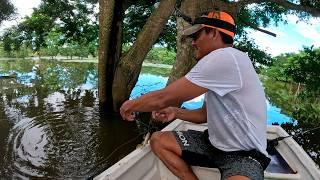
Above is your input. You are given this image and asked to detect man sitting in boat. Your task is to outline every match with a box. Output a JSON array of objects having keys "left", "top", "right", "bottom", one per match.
[{"left": 120, "top": 10, "right": 270, "bottom": 180}]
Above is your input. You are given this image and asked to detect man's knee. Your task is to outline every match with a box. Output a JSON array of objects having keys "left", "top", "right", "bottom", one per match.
[
  {"left": 150, "top": 131, "right": 169, "bottom": 150},
  {"left": 226, "top": 175, "right": 250, "bottom": 180},
  {"left": 150, "top": 131, "right": 162, "bottom": 151},
  {"left": 150, "top": 131, "right": 181, "bottom": 155}
]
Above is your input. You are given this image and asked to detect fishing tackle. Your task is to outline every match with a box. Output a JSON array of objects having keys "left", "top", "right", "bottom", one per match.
[{"left": 267, "top": 126, "right": 320, "bottom": 155}]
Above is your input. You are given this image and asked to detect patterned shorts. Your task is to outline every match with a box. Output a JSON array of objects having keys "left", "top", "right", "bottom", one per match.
[{"left": 173, "top": 130, "right": 266, "bottom": 180}]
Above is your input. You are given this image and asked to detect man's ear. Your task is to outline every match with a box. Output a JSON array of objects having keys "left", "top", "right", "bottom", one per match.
[{"left": 211, "top": 29, "right": 218, "bottom": 39}]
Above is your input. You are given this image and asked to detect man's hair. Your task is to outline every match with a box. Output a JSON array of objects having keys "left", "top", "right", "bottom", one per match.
[
  {"left": 203, "top": 27, "right": 234, "bottom": 44},
  {"left": 219, "top": 31, "right": 234, "bottom": 44}
]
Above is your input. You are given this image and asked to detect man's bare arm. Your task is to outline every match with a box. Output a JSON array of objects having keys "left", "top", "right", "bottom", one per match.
[
  {"left": 120, "top": 77, "right": 208, "bottom": 120},
  {"left": 172, "top": 103, "right": 207, "bottom": 124}
]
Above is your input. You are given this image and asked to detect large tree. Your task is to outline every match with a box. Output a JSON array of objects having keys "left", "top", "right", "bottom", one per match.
[
  {"left": 99, "top": 0, "right": 320, "bottom": 112},
  {"left": 1, "top": 0, "right": 98, "bottom": 54},
  {"left": 99, "top": 0, "right": 175, "bottom": 111},
  {"left": 0, "top": 0, "right": 16, "bottom": 25}
]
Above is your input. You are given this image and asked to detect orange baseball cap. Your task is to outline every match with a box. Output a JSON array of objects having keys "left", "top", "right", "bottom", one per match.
[{"left": 183, "top": 11, "right": 236, "bottom": 38}]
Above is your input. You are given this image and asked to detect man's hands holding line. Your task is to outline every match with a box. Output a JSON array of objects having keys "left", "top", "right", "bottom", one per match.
[
  {"left": 120, "top": 100, "right": 136, "bottom": 121},
  {"left": 120, "top": 100, "right": 177, "bottom": 123},
  {"left": 152, "top": 107, "right": 177, "bottom": 123}
]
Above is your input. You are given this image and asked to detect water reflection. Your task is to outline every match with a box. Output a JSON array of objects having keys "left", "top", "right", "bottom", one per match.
[
  {"left": 0, "top": 60, "right": 318, "bottom": 178},
  {"left": 263, "top": 79, "right": 320, "bottom": 166},
  {"left": 0, "top": 60, "right": 142, "bottom": 178}
]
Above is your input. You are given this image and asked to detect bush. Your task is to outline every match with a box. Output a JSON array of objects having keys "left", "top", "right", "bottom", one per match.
[{"left": 145, "top": 47, "right": 176, "bottom": 65}]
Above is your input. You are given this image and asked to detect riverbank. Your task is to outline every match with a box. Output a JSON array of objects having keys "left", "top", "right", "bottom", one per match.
[{"left": 0, "top": 57, "right": 173, "bottom": 68}]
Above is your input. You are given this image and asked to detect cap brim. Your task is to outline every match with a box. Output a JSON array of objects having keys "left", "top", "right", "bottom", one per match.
[{"left": 182, "top": 24, "right": 204, "bottom": 36}]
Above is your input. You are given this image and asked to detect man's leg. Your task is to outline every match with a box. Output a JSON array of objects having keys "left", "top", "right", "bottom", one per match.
[
  {"left": 218, "top": 155, "right": 264, "bottom": 180},
  {"left": 226, "top": 175, "right": 250, "bottom": 180},
  {"left": 150, "top": 131, "right": 198, "bottom": 180}
]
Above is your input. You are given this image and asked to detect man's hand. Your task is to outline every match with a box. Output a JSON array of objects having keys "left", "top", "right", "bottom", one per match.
[
  {"left": 120, "top": 100, "right": 136, "bottom": 121},
  {"left": 152, "top": 107, "right": 177, "bottom": 123}
]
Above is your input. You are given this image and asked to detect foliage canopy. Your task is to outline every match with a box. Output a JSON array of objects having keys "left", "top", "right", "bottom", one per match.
[
  {"left": 263, "top": 47, "right": 320, "bottom": 97},
  {"left": 0, "top": 0, "right": 16, "bottom": 25}
]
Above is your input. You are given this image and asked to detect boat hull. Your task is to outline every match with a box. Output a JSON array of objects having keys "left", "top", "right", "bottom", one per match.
[{"left": 94, "top": 120, "right": 320, "bottom": 180}]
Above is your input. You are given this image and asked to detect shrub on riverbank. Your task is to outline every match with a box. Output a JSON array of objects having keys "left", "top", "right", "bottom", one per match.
[
  {"left": 145, "top": 47, "right": 176, "bottom": 65},
  {"left": 262, "top": 47, "right": 320, "bottom": 154}
]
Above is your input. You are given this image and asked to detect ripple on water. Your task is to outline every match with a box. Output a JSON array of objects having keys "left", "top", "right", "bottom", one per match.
[
  {"left": 3, "top": 102, "right": 119, "bottom": 178},
  {"left": 8, "top": 117, "right": 48, "bottom": 178}
]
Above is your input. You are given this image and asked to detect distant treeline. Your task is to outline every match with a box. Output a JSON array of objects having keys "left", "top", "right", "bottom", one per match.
[
  {"left": 0, "top": 42, "right": 176, "bottom": 64},
  {"left": 0, "top": 41, "right": 96, "bottom": 60}
]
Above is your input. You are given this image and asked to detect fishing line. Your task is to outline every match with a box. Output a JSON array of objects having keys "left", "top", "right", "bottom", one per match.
[
  {"left": 85, "top": 112, "right": 154, "bottom": 180},
  {"left": 85, "top": 132, "right": 145, "bottom": 179},
  {"left": 292, "top": 126, "right": 320, "bottom": 137},
  {"left": 267, "top": 125, "right": 320, "bottom": 154}
]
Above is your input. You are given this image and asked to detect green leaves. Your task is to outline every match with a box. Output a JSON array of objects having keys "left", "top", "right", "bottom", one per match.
[
  {"left": 145, "top": 47, "right": 176, "bottom": 65},
  {"left": 263, "top": 47, "right": 320, "bottom": 152},
  {"left": 123, "top": 1, "right": 177, "bottom": 50},
  {"left": 0, "top": 0, "right": 98, "bottom": 57},
  {"left": 284, "top": 47, "right": 320, "bottom": 95},
  {"left": 234, "top": 36, "right": 272, "bottom": 72},
  {"left": 0, "top": 0, "right": 16, "bottom": 24},
  {"left": 264, "top": 47, "right": 320, "bottom": 97}
]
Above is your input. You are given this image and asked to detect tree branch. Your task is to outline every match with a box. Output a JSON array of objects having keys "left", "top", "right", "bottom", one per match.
[
  {"left": 241, "top": 20, "right": 277, "bottom": 37},
  {"left": 236, "top": 0, "right": 320, "bottom": 17},
  {"left": 112, "top": 0, "right": 177, "bottom": 109},
  {"left": 270, "top": 0, "right": 320, "bottom": 17},
  {"left": 236, "top": 0, "right": 266, "bottom": 7}
]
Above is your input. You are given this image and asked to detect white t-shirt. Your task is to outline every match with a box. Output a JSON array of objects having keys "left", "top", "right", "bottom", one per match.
[{"left": 185, "top": 47, "right": 268, "bottom": 156}]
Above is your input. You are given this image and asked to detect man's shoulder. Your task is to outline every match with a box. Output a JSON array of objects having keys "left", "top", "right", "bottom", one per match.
[
  {"left": 218, "top": 47, "right": 246, "bottom": 55},
  {"left": 206, "top": 47, "right": 242, "bottom": 57},
  {"left": 202, "top": 47, "right": 239, "bottom": 63}
]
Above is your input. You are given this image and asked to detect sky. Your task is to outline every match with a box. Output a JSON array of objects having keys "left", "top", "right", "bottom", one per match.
[
  {"left": 1, "top": 0, "right": 320, "bottom": 57},
  {"left": 248, "top": 15, "right": 320, "bottom": 56},
  {"left": 1, "top": 0, "right": 41, "bottom": 28}
]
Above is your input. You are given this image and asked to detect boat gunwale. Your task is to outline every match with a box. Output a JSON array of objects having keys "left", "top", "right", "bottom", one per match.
[{"left": 94, "top": 119, "right": 320, "bottom": 180}]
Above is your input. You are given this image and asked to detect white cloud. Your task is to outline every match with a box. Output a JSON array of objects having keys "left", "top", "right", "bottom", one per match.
[
  {"left": 287, "top": 14, "right": 320, "bottom": 25},
  {"left": 296, "top": 27, "right": 320, "bottom": 48},
  {"left": 286, "top": 15, "right": 320, "bottom": 48},
  {"left": 286, "top": 15, "right": 300, "bottom": 23},
  {"left": 0, "top": 0, "right": 41, "bottom": 31},
  {"left": 247, "top": 29, "right": 301, "bottom": 56},
  {"left": 247, "top": 15, "right": 320, "bottom": 56},
  {"left": 12, "top": 0, "right": 41, "bottom": 17},
  {"left": 296, "top": 25, "right": 320, "bottom": 42}
]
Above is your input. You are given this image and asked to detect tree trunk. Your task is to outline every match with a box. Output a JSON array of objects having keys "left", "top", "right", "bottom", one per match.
[
  {"left": 112, "top": 0, "right": 177, "bottom": 111},
  {"left": 98, "top": 0, "right": 125, "bottom": 112},
  {"left": 167, "top": 0, "right": 222, "bottom": 85},
  {"left": 99, "top": 0, "right": 233, "bottom": 112}
]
